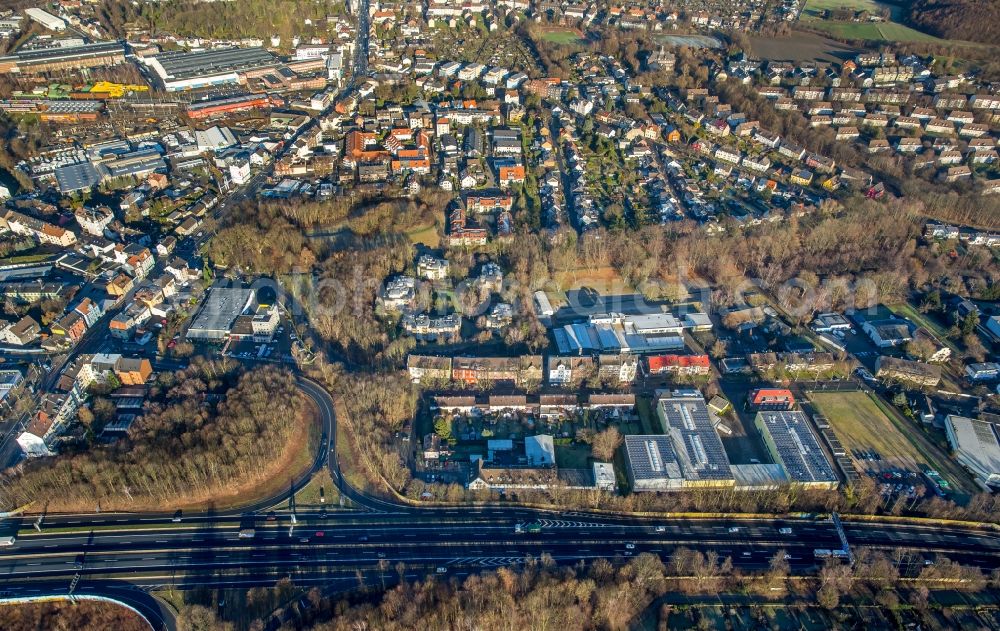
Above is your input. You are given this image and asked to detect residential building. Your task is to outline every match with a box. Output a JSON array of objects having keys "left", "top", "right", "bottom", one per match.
[
  {"left": 966, "top": 363, "right": 1000, "bottom": 382},
  {"left": 407, "top": 355, "right": 452, "bottom": 382},
  {"left": 748, "top": 388, "right": 795, "bottom": 410},
  {"left": 547, "top": 355, "right": 595, "bottom": 385},
  {"left": 646, "top": 354, "right": 711, "bottom": 376},
  {"left": 862, "top": 319, "right": 913, "bottom": 347},
  {"left": 452, "top": 355, "right": 543, "bottom": 386}
]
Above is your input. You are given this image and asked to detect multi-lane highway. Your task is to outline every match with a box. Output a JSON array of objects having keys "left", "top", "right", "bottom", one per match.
[{"left": 1, "top": 377, "right": 999, "bottom": 631}]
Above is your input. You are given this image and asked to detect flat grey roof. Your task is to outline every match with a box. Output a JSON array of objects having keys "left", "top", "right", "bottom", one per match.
[
  {"left": 658, "top": 396, "right": 733, "bottom": 481},
  {"left": 153, "top": 47, "right": 278, "bottom": 80},
  {"left": 10, "top": 40, "right": 124, "bottom": 65},
  {"left": 624, "top": 434, "right": 682, "bottom": 481},
  {"left": 54, "top": 161, "right": 100, "bottom": 193},
  {"left": 756, "top": 411, "right": 838, "bottom": 484},
  {"left": 188, "top": 287, "right": 254, "bottom": 336}
]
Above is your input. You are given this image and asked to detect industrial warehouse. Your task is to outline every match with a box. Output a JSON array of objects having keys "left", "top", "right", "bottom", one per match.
[
  {"left": 624, "top": 392, "right": 840, "bottom": 492},
  {"left": 0, "top": 40, "right": 125, "bottom": 74},
  {"left": 146, "top": 47, "right": 282, "bottom": 92}
]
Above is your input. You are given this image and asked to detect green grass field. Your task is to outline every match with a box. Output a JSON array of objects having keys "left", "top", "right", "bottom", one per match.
[
  {"left": 809, "top": 391, "right": 924, "bottom": 468},
  {"left": 800, "top": 0, "right": 944, "bottom": 43},
  {"left": 406, "top": 223, "right": 440, "bottom": 248},
  {"left": 805, "top": 19, "right": 943, "bottom": 43},
  {"left": 541, "top": 29, "right": 584, "bottom": 45}
]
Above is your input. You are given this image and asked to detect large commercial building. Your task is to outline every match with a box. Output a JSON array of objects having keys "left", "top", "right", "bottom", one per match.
[
  {"left": 24, "top": 8, "right": 66, "bottom": 32},
  {"left": 187, "top": 286, "right": 255, "bottom": 341},
  {"left": 553, "top": 312, "right": 689, "bottom": 355},
  {"left": 754, "top": 411, "right": 839, "bottom": 489},
  {"left": 625, "top": 392, "right": 735, "bottom": 491},
  {"left": 54, "top": 161, "right": 101, "bottom": 194},
  {"left": 944, "top": 415, "right": 1000, "bottom": 489},
  {"left": 624, "top": 435, "right": 685, "bottom": 491},
  {"left": 147, "top": 47, "right": 281, "bottom": 92},
  {"left": 0, "top": 41, "right": 125, "bottom": 74}
]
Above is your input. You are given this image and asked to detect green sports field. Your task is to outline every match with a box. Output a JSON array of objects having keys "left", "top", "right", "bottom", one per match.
[
  {"left": 540, "top": 28, "right": 584, "bottom": 45},
  {"left": 809, "top": 391, "right": 923, "bottom": 468}
]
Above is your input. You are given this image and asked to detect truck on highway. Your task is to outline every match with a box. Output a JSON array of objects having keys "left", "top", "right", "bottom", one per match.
[
  {"left": 0, "top": 535, "right": 15, "bottom": 547},
  {"left": 515, "top": 522, "right": 542, "bottom": 534},
  {"left": 814, "top": 548, "right": 849, "bottom": 559},
  {"left": 238, "top": 528, "right": 256, "bottom": 539}
]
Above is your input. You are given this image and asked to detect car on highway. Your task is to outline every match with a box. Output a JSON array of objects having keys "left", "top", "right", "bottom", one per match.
[
  {"left": 655, "top": 526, "right": 666, "bottom": 533},
  {"left": 728, "top": 527, "right": 741, "bottom": 533},
  {"left": 625, "top": 543, "right": 635, "bottom": 550},
  {"left": 377, "top": 552, "right": 385, "bottom": 558},
  {"left": 358, "top": 535, "right": 369, "bottom": 542},
  {"left": 315, "top": 531, "right": 325, "bottom": 538},
  {"left": 172, "top": 510, "right": 182, "bottom": 523},
  {"left": 436, "top": 567, "right": 447, "bottom": 574},
  {"left": 778, "top": 527, "right": 792, "bottom": 535}
]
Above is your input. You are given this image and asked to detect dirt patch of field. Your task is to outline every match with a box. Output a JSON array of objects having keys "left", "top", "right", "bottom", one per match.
[
  {"left": 748, "top": 30, "right": 860, "bottom": 63},
  {"left": 808, "top": 391, "right": 921, "bottom": 469},
  {"left": 553, "top": 266, "right": 627, "bottom": 291}
]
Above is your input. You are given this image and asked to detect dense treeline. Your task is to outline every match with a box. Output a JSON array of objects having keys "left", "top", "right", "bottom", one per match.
[
  {"left": 0, "top": 115, "right": 42, "bottom": 191},
  {"left": 492, "top": 198, "right": 996, "bottom": 307},
  {"left": 309, "top": 232, "right": 414, "bottom": 363},
  {"left": 208, "top": 192, "right": 447, "bottom": 277},
  {"left": 404, "top": 459, "right": 1000, "bottom": 524},
  {"left": 179, "top": 549, "right": 999, "bottom": 631},
  {"left": 98, "top": 0, "right": 347, "bottom": 42},
  {"left": 0, "top": 361, "right": 306, "bottom": 512},
  {"left": 0, "top": 600, "right": 150, "bottom": 631},
  {"left": 907, "top": 0, "right": 1000, "bottom": 44},
  {"left": 207, "top": 201, "right": 313, "bottom": 275},
  {"left": 307, "top": 357, "right": 417, "bottom": 493},
  {"left": 899, "top": 180, "right": 1000, "bottom": 229}
]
